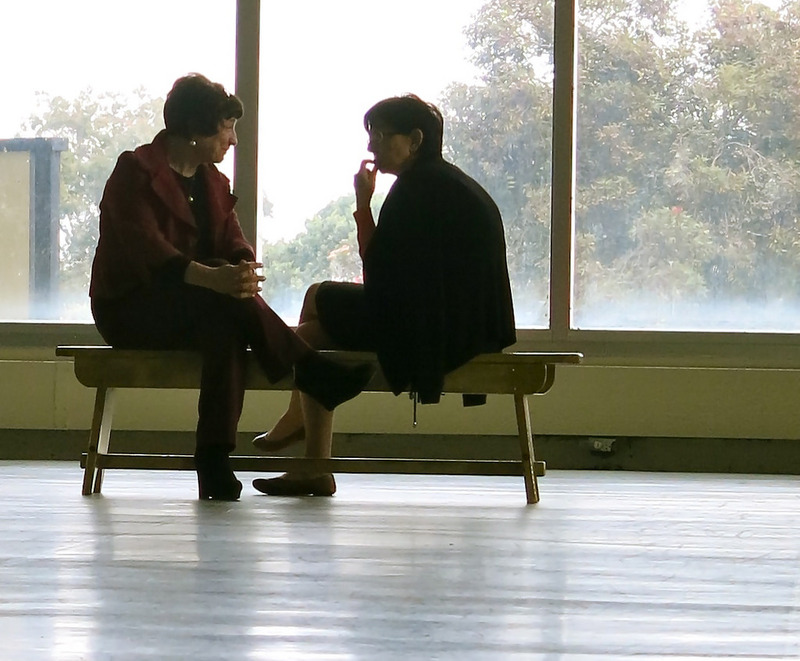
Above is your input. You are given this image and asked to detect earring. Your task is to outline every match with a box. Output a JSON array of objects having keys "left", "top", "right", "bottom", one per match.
[{"left": 189, "top": 139, "right": 197, "bottom": 147}]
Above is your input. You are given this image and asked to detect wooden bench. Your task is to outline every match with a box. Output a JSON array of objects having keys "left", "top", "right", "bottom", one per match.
[{"left": 56, "top": 346, "right": 582, "bottom": 503}]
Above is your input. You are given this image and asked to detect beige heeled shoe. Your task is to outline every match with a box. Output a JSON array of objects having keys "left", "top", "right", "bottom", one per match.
[{"left": 251, "top": 426, "right": 305, "bottom": 453}]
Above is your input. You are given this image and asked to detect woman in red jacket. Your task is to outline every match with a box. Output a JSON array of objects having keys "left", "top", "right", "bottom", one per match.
[{"left": 90, "top": 74, "right": 372, "bottom": 501}]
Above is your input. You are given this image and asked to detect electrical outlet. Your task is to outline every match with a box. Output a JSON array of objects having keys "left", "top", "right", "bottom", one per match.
[{"left": 588, "top": 437, "right": 616, "bottom": 454}]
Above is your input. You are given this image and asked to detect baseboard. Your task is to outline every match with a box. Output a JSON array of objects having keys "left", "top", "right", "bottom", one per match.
[{"left": 2, "top": 429, "right": 800, "bottom": 475}]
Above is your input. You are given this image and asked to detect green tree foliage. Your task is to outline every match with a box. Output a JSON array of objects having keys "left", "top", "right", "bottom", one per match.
[
  {"left": 24, "top": 89, "right": 163, "bottom": 305},
  {"left": 261, "top": 194, "right": 357, "bottom": 302},
  {"left": 438, "top": 0, "right": 800, "bottom": 327},
  {"left": 675, "top": 0, "right": 800, "bottom": 301},
  {"left": 443, "top": 0, "right": 557, "bottom": 322},
  {"left": 260, "top": 194, "right": 377, "bottom": 314}
]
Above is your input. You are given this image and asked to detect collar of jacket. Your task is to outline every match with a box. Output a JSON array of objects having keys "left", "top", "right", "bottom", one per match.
[{"left": 132, "top": 130, "right": 237, "bottom": 229}]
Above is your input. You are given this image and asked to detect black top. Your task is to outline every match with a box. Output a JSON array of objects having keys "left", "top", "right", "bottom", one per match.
[
  {"left": 176, "top": 170, "right": 212, "bottom": 259},
  {"left": 157, "top": 170, "right": 212, "bottom": 283},
  {"left": 363, "top": 157, "right": 517, "bottom": 403}
]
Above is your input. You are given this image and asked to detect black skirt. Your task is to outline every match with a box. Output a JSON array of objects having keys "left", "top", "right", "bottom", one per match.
[{"left": 315, "top": 281, "right": 377, "bottom": 350}]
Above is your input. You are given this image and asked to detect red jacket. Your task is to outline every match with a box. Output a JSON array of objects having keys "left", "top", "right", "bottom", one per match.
[{"left": 90, "top": 130, "right": 254, "bottom": 300}]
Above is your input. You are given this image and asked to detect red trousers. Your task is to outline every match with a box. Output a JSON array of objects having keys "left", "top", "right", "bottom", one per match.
[{"left": 91, "top": 284, "right": 309, "bottom": 451}]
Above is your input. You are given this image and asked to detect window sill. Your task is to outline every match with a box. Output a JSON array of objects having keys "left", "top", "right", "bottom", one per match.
[{"left": 2, "top": 322, "right": 800, "bottom": 370}]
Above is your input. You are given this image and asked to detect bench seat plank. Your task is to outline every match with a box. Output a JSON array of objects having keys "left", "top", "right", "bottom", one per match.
[{"left": 56, "top": 346, "right": 580, "bottom": 395}]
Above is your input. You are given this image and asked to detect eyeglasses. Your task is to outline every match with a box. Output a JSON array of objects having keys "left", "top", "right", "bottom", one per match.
[{"left": 368, "top": 129, "right": 401, "bottom": 144}]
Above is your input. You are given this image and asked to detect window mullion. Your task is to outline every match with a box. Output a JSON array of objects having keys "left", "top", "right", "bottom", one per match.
[
  {"left": 234, "top": 0, "right": 260, "bottom": 246},
  {"left": 549, "top": 0, "right": 578, "bottom": 341}
]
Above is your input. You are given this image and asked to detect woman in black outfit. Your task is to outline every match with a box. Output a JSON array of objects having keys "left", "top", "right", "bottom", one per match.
[{"left": 252, "top": 94, "right": 516, "bottom": 497}]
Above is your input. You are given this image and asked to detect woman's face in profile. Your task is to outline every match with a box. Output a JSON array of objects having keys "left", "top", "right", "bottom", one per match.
[
  {"left": 195, "top": 118, "right": 238, "bottom": 164},
  {"left": 367, "top": 125, "right": 416, "bottom": 175}
]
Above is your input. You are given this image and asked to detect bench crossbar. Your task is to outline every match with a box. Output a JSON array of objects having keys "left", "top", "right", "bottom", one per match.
[{"left": 82, "top": 454, "right": 546, "bottom": 477}]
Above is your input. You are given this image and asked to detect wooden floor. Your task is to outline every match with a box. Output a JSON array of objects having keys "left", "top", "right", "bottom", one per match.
[{"left": 1, "top": 463, "right": 799, "bottom": 660}]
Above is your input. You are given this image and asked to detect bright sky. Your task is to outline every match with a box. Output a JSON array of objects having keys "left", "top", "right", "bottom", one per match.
[
  {"left": 2, "top": 0, "right": 782, "bottom": 244},
  {"left": 0, "top": 1, "right": 235, "bottom": 126},
  {"left": 1, "top": 0, "right": 485, "bottom": 242},
  {"left": 258, "top": 0, "right": 487, "bottom": 240}
]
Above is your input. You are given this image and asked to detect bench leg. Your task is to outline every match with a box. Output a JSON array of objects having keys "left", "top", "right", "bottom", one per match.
[
  {"left": 514, "top": 393, "right": 540, "bottom": 504},
  {"left": 82, "top": 387, "right": 115, "bottom": 496}
]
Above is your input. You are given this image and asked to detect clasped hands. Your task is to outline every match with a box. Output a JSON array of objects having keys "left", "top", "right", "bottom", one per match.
[
  {"left": 186, "top": 259, "right": 265, "bottom": 299},
  {"left": 212, "top": 260, "right": 265, "bottom": 299}
]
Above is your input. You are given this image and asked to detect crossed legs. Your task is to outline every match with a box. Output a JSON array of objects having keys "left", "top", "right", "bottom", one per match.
[{"left": 261, "top": 283, "right": 338, "bottom": 461}]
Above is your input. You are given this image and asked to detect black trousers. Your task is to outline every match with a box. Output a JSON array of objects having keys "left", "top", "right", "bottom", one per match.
[{"left": 92, "top": 284, "right": 309, "bottom": 452}]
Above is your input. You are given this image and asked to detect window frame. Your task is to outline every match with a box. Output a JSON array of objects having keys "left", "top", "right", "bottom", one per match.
[{"left": 7, "top": 0, "right": 800, "bottom": 370}]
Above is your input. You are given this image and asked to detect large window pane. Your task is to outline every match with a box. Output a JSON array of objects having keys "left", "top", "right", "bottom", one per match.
[
  {"left": 258, "top": 0, "right": 553, "bottom": 327},
  {"left": 0, "top": 1, "right": 236, "bottom": 322},
  {"left": 573, "top": 0, "right": 799, "bottom": 331}
]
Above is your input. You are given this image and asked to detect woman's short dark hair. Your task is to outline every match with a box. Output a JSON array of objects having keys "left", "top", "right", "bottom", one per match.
[
  {"left": 364, "top": 94, "right": 444, "bottom": 161},
  {"left": 163, "top": 73, "right": 243, "bottom": 138}
]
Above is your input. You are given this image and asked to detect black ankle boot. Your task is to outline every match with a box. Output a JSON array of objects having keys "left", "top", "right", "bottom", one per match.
[
  {"left": 195, "top": 446, "right": 242, "bottom": 501},
  {"left": 294, "top": 353, "right": 375, "bottom": 411}
]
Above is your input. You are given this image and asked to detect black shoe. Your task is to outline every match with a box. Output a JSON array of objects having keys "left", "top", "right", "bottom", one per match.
[
  {"left": 294, "top": 353, "right": 374, "bottom": 411},
  {"left": 252, "top": 474, "right": 336, "bottom": 497},
  {"left": 195, "top": 446, "right": 243, "bottom": 501}
]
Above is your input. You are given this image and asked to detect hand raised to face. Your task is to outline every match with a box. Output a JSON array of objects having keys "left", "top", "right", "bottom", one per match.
[{"left": 354, "top": 159, "right": 377, "bottom": 211}]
